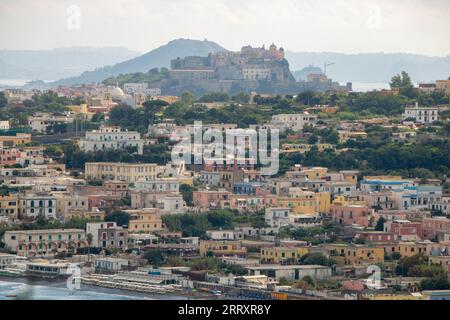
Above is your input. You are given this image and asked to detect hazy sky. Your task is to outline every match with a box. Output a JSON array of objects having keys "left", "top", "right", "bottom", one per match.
[{"left": 1, "top": 0, "right": 450, "bottom": 56}]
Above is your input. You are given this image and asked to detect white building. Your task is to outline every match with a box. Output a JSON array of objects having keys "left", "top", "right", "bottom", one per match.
[
  {"left": 402, "top": 103, "right": 439, "bottom": 124},
  {"left": 206, "top": 230, "right": 244, "bottom": 241},
  {"left": 265, "top": 207, "right": 290, "bottom": 228},
  {"left": 95, "top": 257, "right": 130, "bottom": 271},
  {"left": 158, "top": 194, "right": 186, "bottom": 214},
  {"left": 79, "top": 126, "right": 144, "bottom": 154},
  {"left": 18, "top": 195, "right": 57, "bottom": 219},
  {"left": 133, "top": 179, "right": 180, "bottom": 192},
  {"left": 28, "top": 112, "right": 75, "bottom": 133},
  {"left": 271, "top": 112, "right": 317, "bottom": 132},
  {"left": 124, "top": 83, "right": 161, "bottom": 96},
  {"left": 199, "top": 171, "right": 221, "bottom": 187}
]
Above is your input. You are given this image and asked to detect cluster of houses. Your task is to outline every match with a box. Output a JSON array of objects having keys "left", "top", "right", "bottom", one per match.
[{"left": 1, "top": 86, "right": 450, "bottom": 299}]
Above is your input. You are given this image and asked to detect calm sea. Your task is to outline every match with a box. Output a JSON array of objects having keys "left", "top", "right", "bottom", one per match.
[{"left": 0, "top": 279, "right": 186, "bottom": 300}]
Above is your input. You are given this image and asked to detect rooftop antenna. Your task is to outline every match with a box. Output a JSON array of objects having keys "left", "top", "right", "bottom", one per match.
[{"left": 323, "top": 62, "right": 335, "bottom": 76}]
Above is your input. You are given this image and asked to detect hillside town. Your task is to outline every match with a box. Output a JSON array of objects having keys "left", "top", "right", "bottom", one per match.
[{"left": 1, "top": 62, "right": 450, "bottom": 300}]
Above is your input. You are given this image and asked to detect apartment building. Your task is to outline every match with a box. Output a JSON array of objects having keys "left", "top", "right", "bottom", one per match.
[
  {"left": 126, "top": 208, "right": 164, "bottom": 233},
  {"left": 271, "top": 112, "right": 317, "bottom": 132},
  {"left": 85, "top": 162, "right": 160, "bottom": 182},
  {"left": 402, "top": 103, "right": 439, "bottom": 124},
  {"left": 260, "top": 246, "right": 309, "bottom": 264},
  {"left": 54, "top": 193, "right": 89, "bottom": 218},
  {"left": 206, "top": 230, "right": 244, "bottom": 241},
  {"left": 0, "top": 194, "right": 18, "bottom": 220},
  {"left": 199, "top": 240, "right": 247, "bottom": 257},
  {"left": 28, "top": 112, "right": 75, "bottom": 133},
  {"left": 422, "top": 217, "right": 450, "bottom": 240},
  {"left": 3, "top": 229, "right": 86, "bottom": 256},
  {"left": 193, "top": 189, "right": 232, "bottom": 210},
  {"left": 327, "top": 244, "right": 384, "bottom": 266},
  {"left": 0, "top": 133, "right": 32, "bottom": 147},
  {"left": 265, "top": 207, "right": 290, "bottom": 228},
  {"left": 331, "top": 197, "right": 372, "bottom": 227},
  {"left": 78, "top": 126, "right": 144, "bottom": 155},
  {"left": 86, "top": 221, "right": 128, "bottom": 250},
  {"left": 18, "top": 195, "right": 57, "bottom": 219}
]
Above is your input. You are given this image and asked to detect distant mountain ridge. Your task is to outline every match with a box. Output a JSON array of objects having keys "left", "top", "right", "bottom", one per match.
[
  {"left": 286, "top": 51, "right": 450, "bottom": 83},
  {"left": 52, "top": 39, "right": 227, "bottom": 86},
  {"left": 0, "top": 47, "right": 140, "bottom": 80},
  {"left": 4, "top": 39, "right": 449, "bottom": 87}
]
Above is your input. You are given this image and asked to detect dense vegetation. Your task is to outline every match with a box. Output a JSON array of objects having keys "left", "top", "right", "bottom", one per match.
[
  {"left": 161, "top": 209, "right": 267, "bottom": 238},
  {"left": 102, "top": 67, "right": 170, "bottom": 87},
  {"left": 0, "top": 91, "right": 85, "bottom": 124},
  {"left": 279, "top": 132, "right": 450, "bottom": 178},
  {"left": 64, "top": 143, "right": 171, "bottom": 169}
]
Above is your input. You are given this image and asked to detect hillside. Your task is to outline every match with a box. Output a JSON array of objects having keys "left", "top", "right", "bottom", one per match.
[{"left": 52, "top": 39, "right": 227, "bottom": 86}]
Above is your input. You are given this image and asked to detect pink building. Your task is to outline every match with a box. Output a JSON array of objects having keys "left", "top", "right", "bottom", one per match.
[
  {"left": 0, "top": 148, "right": 22, "bottom": 165},
  {"left": 332, "top": 204, "right": 371, "bottom": 227},
  {"left": 422, "top": 217, "right": 450, "bottom": 240},
  {"left": 193, "top": 190, "right": 232, "bottom": 210},
  {"left": 354, "top": 231, "right": 398, "bottom": 243},
  {"left": 389, "top": 220, "right": 423, "bottom": 240}
]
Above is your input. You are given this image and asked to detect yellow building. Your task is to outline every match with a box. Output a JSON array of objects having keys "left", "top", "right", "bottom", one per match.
[
  {"left": 286, "top": 167, "right": 328, "bottom": 180},
  {"left": 332, "top": 195, "right": 366, "bottom": 207},
  {"left": 199, "top": 240, "right": 247, "bottom": 257},
  {"left": 154, "top": 96, "right": 179, "bottom": 104},
  {"left": 338, "top": 130, "right": 368, "bottom": 143},
  {"left": 327, "top": 244, "right": 384, "bottom": 266},
  {"left": 85, "top": 162, "right": 160, "bottom": 182},
  {"left": 0, "top": 133, "right": 31, "bottom": 147},
  {"left": 398, "top": 242, "right": 429, "bottom": 257},
  {"left": 436, "top": 79, "right": 450, "bottom": 93},
  {"left": 260, "top": 246, "right": 309, "bottom": 264},
  {"left": 340, "top": 170, "right": 359, "bottom": 184},
  {"left": 277, "top": 191, "right": 330, "bottom": 214},
  {"left": 67, "top": 104, "right": 95, "bottom": 120},
  {"left": 65, "top": 209, "right": 105, "bottom": 221},
  {"left": 127, "top": 209, "right": 164, "bottom": 233},
  {"left": 0, "top": 195, "right": 19, "bottom": 219},
  {"left": 428, "top": 256, "right": 450, "bottom": 273}
]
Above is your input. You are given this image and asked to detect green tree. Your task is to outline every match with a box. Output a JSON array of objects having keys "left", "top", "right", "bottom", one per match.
[
  {"left": 299, "top": 253, "right": 334, "bottom": 266},
  {"left": 420, "top": 274, "right": 450, "bottom": 291},
  {"left": 104, "top": 211, "right": 130, "bottom": 227},
  {"left": 179, "top": 184, "right": 194, "bottom": 206},
  {"left": 308, "top": 134, "right": 319, "bottom": 145},
  {"left": 389, "top": 71, "right": 417, "bottom": 98},
  {"left": 224, "top": 264, "right": 247, "bottom": 276},
  {"left": 143, "top": 249, "right": 165, "bottom": 267},
  {"left": 395, "top": 254, "right": 427, "bottom": 276},
  {"left": 231, "top": 93, "right": 250, "bottom": 104},
  {"left": 375, "top": 216, "right": 386, "bottom": 231},
  {"left": 181, "top": 91, "right": 194, "bottom": 105}
]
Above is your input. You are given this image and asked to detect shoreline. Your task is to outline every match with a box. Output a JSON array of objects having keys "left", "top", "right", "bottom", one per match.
[{"left": 0, "top": 276, "right": 195, "bottom": 300}]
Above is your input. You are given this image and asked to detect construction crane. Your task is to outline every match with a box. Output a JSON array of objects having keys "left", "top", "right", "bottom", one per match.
[{"left": 323, "top": 62, "right": 335, "bottom": 75}]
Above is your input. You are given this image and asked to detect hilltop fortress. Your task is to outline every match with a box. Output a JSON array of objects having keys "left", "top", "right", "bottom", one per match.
[
  {"left": 159, "top": 44, "right": 351, "bottom": 95},
  {"left": 170, "top": 43, "right": 295, "bottom": 82}
]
